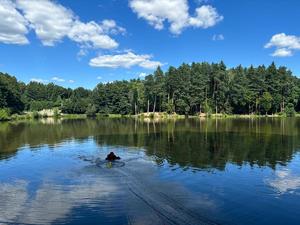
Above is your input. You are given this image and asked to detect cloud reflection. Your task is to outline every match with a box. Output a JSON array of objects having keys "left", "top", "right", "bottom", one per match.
[
  {"left": 0, "top": 154, "right": 217, "bottom": 225},
  {"left": 0, "top": 176, "right": 119, "bottom": 224},
  {"left": 268, "top": 169, "right": 300, "bottom": 194}
]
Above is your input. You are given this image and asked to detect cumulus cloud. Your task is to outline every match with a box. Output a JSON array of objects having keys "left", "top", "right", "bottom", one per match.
[
  {"left": 138, "top": 72, "right": 147, "bottom": 78},
  {"left": 89, "top": 51, "right": 163, "bottom": 69},
  {"left": 0, "top": 0, "right": 29, "bottom": 44},
  {"left": 189, "top": 5, "right": 223, "bottom": 29},
  {"left": 100, "top": 19, "right": 126, "bottom": 35},
  {"left": 16, "top": 0, "right": 74, "bottom": 46},
  {"left": 31, "top": 77, "right": 73, "bottom": 84},
  {"left": 265, "top": 33, "right": 300, "bottom": 57},
  {"left": 271, "top": 48, "right": 293, "bottom": 57},
  {"left": 68, "top": 21, "right": 119, "bottom": 49},
  {"left": 97, "top": 76, "right": 102, "bottom": 80},
  {"left": 0, "top": 0, "right": 123, "bottom": 51},
  {"left": 30, "top": 78, "right": 49, "bottom": 84},
  {"left": 212, "top": 34, "right": 224, "bottom": 41},
  {"left": 52, "top": 76, "right": 65, "bottom": 82},
  {"left": 129, "top": 0, "right": 223, "bottom": 34}
]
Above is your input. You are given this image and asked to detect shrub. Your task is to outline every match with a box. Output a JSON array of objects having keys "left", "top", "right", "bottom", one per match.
[
  {"left": 53, "top": 108, "right": 60, "bottom": 118},
  {"left": 0, "top": 108, "right": 10, "bottom": 121},
  {"left": 32, "top": 111, "right": 40, "bottom": 119},
  {"left": 86, "top": 104, "right": 97, "bottom": 117},
  {"left": 285, "top": 103, "right": 295, "bottom": 117},
  {"left": 149, "top": 113, "right": 155, "bottom": 119},
  {"left": 203, "top": 102, "right": 212, "bottom": 116}
]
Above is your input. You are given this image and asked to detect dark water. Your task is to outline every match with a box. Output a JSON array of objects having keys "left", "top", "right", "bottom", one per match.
[{"left": 0, "top": 118, "right": 300, "bottom": 225}]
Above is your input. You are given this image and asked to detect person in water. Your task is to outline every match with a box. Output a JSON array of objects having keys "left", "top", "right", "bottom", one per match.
[{"left": 105, "top": 152, "right": 121, "bottom": 161}]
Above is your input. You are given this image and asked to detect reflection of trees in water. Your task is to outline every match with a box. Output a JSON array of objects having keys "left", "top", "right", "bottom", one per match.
[{"left": 0, "top": 118, "right": 299, "bottom": 170}]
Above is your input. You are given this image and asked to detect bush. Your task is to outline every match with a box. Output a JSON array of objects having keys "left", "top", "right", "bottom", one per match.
[
  {"left": 285, "top": 103, "right": 295, "bottom": 117},
  {"left": 203, "top": 102, "right": 212, "bottom": 116},
  {"left": 53, "top": 108, "right": 60, "bottom": 118},
  {"left": 165, "top": 102, "right": 175, "bottom": 114},
  {"left": 61, "top": 98, "right": 88, "bottom": 114},
  {"left": 32, "top": 111, "right": 40, "bottom": 119},
  {"left": 30, "top": 101, "right": 53, "bottom": 111},
  {"left": 86, "top": 104, "right": 97, "bottom": 117},
  {"left": 0, "top": 108, "right": 10, "bottom": 121}
]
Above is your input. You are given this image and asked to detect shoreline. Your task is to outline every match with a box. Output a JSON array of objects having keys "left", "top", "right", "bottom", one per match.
[{"left": 1, "top": 111, "right": 299, "bottom": 122}]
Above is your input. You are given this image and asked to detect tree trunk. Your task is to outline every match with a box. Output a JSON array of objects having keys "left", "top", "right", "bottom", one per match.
[
  {"left": 215, "top": 97, "right": 218, "bottom": 114},
  {"left": 255, "top": 98, "right": 258, "bottom": 114},
  {"left": 135, "top": 102, "right": 137, "bottom": 115},
  {"left": 147, "top": 99, "right": 149, "bottom": 114},
  {"left": 153, "top": 96, "right": 156, "bottom": 113}
]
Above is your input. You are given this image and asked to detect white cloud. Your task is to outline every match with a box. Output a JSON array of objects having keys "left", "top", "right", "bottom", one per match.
[
  {"left": 212, "top": 34, "right": 224, "bottom": 41},
  {"left": 97, "top": 76, "right": 102, "bottom": 80},
  {"left": 30, "top": 78, "right": 48, "bottom": 84},
  {"left": 102, "top": 81, "right": 112, "bottom": 85},
  {"left": 138, "top": 72, "right": 147, "bottom": 78},
  {"left": 189, "top": 5, "right": 223, "bottom": 29},
  {"left": 0, "top": 0, "right": 123, "bottom": 50},
  {"left": 31, "top": 77, "right": 74, "bottom": 84},
  {"left": 16, "top": 0, "right": 74, "bottom": 46},
  {"left": 0, "top": 0, "right": 29, "bottom": 44},
  {"left": 129, "top": 0, "right": 223, "bottom": 34},
  {"left": 68, "top": 21, "right": 118, "bottom": 49},
  {"left": 52, "top": 76, "right": 65, "bottom": 82},
  {"left": 100, "top": 19, "right": 126, "bottom": 35},
  {"left": 271, "top": 48, "right": 293, "bottom": 57},
  {"left": 89, "top": 51, "right": 163, "bottom": 69},
  {"left": 265, "top": 33, "right": 300, "bottom": 57}
]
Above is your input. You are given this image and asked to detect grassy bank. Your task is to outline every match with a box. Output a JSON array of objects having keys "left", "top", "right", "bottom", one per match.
[
  {"left": 136, "top": 112, "right": 299, "bottom": 119},
  {"left": 1, "top": 110, "right": 299, "bottom": 122},
  {"left": 0, "top": 111, "right": 127, "bottom": 121}
]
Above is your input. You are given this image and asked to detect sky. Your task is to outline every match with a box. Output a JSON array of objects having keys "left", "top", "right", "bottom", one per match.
[{"left": 0, "top": 0, "right": 300, "bottom": 89}]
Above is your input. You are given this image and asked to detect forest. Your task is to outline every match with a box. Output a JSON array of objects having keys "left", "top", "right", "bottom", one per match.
[{"left": 0, "top": 61, "right": 300, "bottom": 119}]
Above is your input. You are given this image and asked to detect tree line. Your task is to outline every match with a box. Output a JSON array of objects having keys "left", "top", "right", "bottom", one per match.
[{"left": 1, "top": 61, "right": 300, "bottom": 117}]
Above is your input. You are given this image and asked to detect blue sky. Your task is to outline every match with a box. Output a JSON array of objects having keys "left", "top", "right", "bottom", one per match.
[{"left": 0, "top": 0, "right": 300, "bottom": 89}]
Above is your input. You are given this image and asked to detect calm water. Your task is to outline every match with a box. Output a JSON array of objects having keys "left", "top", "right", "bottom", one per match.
[{"left": 0, "top": 118, "right": 300, "bottom": 225}]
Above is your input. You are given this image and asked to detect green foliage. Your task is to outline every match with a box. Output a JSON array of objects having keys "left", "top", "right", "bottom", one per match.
[
  {"left": 165, "top": 101, "right": 175, "bottom": 114},
  {"left": 203, "top": 102, "right": 212, "bottom": 116},
  {"left": 261, "top": 92, "right": 273, "bottom": 114},
  {"left": 53, "top": 108, "right": 60, "bottom": 118},
  {"left": 0, "top": 73, "right": 24, "bottom": 113},
  {"left": 0, "top": 108, "right": 10, "bottom": 121},
  {"left": 86, "top": 104, "right": 97, "bottom": 117},
  {"left": 61, "top": 98, "right": 89, "bottom": 114},
  {"left": 285, "top": 103, "right": 296, "bottom": 117},
  {"left": 32, "top": 111, "right": 40, "bottom": 119},
  {"left": 1, "top": 62, "right": 300, "bottom": 117},
  {"left": 30, "top": 100, "right": 53, "bottom": 111}
]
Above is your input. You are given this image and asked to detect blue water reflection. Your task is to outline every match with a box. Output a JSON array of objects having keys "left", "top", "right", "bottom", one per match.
[{"left": 0, "top": 119, "right": 300, "bottom": 224}]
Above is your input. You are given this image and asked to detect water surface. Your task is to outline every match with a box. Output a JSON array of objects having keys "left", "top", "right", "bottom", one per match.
[{"left": 0, "top": 118, "right": 300, "bottom": 225}]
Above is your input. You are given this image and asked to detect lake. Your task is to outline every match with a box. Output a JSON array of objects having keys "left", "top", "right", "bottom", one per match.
[{"left": 0, "top": 118, "right": 300, "bottom": 225}]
